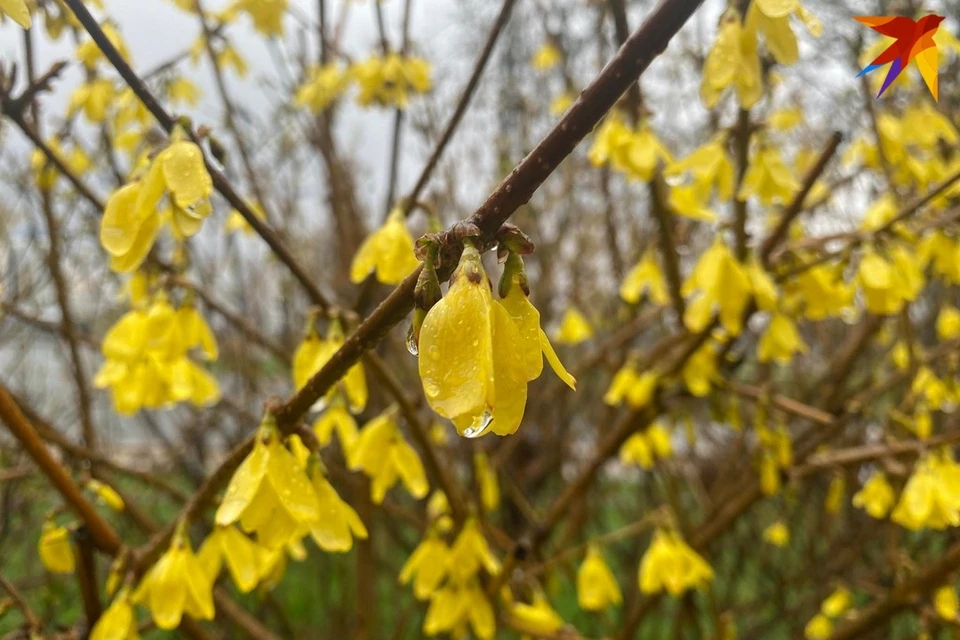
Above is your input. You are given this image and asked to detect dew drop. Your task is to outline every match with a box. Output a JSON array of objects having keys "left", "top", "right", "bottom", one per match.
[
  {"left": 424, "top": 379, "right": 441, "bottom": 398},
  {"left": 405, "top": 325, "right": 419, "bottom": 355},
  {"left": 461, "top": 412, "right": 493, "bottom": 439}
]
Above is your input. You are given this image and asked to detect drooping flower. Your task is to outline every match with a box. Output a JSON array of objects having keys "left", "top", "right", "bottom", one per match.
[
  {"left": 639, "top": 529, "right": 714, "bottom": 596},
  {"left": 295, "top": 63, "right": 348, "bottom": 113},
  {"left": 737, "top": 145, "right": 800, "bottom": 205},
  {"left": 233, "top": 0, "right": 288, "bottom": 36},
  {"left": 400, "top": 534, "right": 451, "bottom": 600},
  {"left": 447, "top": 518, "right": 501, "bottom": 584},
  {"left": 852, "top": 472, "right": 895, "bottom": 519},
  {"left": 350, "top": 208, "right": 420, "bottom": 285},
  {"left": 762, "top": 521, "right": 790, "bottom": 547},
  {"left": 856, "top": 247, "right": 923, "bottom": 315},
  {"left": 87, "top": 479, "right": 126, "bottom": 512},
  {"left": 352, "top": 53, "right": 432, "bottom": 109},
  {"left": 307, "top": 464, "right": 368, "bottom": 552},
  {"left": 417, "top": 243, "right": 532, "bottom": 437},
  {"left": 620, "top": 251, "right": 670, "bottom": 306},
  {"left": 90, "top": 589, "right": 139, "bottom": 640},
  {"left": 701, "top": 9, "right": 763, "bottom": 108},
  {"left": 577, "top": 545, "right": 622, "bottom": 611},
  {"left": 556, "top": 307, "right": 594, "bottom": 345},
  {"left": 891, "top": 454, "right": 960, "bottom": 530},
  {"left": 350, "top": 410, "right": 429, "bottom": 503},
  {"left": 474, "top": 452, "right": 500, "bottom": 513},
  {"left": 758, "top": 312, "right": 807, "bottom": 364},
  {"left": 423, "top": 581, "right": 495, "bottom": 639},
  {"left": 0, "top": 0, "right": 31, "bottom": 28},
  {"left": 215, "top": 416, "right": 321, "bottom": 548},
  {"left": 682, "top": 239, "right": 752, "bottom": 336},
  {"left": 38, "top": 521, "right": 75, "bottom": 574},
  {"left": 506, "top": 592, "right": 565, "bottom": 635},
  {"left": 531, "top": 43, "right": 561, "bottom": 70},
  {"left": 294, "top": 319, "right": 367, "bottom": 418},
  {"left": 935, "top": 585, "right": 959, "bottom": 621},
  {"left": 133, "top": 530, "right": 214, "bottom": 630},
  {"left": 197, "top": 525, "right": 264, "bottom": 594}
]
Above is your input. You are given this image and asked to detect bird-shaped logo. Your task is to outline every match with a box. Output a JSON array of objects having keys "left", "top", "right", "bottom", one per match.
[{"left": 855, "top": 14, "right": 946, "bottom": 101}]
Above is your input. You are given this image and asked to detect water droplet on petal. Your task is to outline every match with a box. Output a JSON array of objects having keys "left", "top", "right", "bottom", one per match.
[
  {"left": 461, "top": 412, "right": 493, "bottom": 439},
  {"left": 405, "top": 325, "right": 419, "bottom": 356}
]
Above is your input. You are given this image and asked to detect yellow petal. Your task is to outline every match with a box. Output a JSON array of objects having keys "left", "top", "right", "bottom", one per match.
[
  {"left": 539, "top": 329, "right": 576, "bottom": 390},
  {"left": 160, "top": 141, "right": 212, "bottom": 209},
  {"left": 100, "top": 183, "right": 143, "bottom": 256},
  {"left": 216, "top": 438, "right": 269, "bottom": 526}
]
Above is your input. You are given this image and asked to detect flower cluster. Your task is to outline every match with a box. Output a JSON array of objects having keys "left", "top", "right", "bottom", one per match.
[
  {"left": 295, "top": 54, "right": 432, "bottom": 113},
  {"left": 639, "top": 529, "right": 714, "bottom": 596}
]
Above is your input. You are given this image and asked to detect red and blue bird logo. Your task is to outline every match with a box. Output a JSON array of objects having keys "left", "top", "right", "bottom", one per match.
[{"left": 855, "top": 14, "right": 946, "bottom": 101}]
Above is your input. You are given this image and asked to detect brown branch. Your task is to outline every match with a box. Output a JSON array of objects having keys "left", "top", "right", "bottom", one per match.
[
  {"left": 61, "top": 0, "right": 334, "bottom": 312},
  {"left": 648, "top": 174, "right": 686, "bottom": 316},
  {"left": 0, "top": 574, "right": 40, "bottom": 631},
  {"left": 0, "top": 383, "right": 121, "bottom": 554},
  {"left": 759, "top": 130, "right": 843, "bottom": 265},
  {"left": 399, "top": 0, "right": 520, "bottom": 218}
]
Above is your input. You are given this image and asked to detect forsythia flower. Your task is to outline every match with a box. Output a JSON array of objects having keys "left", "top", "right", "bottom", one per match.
[
  {"left": 852, "top": 472, "right": 895, "bottom": 519},
  {"left": 307, "top": 466, "right": 368, "bottom": 552},
  {"left": 224, "top": 202, "right": 267, "bottom": 235},
  {"left": 891, "top": 454, "right": 960, "bottom": 530},
  {"left": 352, "top": 53, "right": 432, "bottom": 108},
  {"left": 856, "top": 247, "right": 923, "bottom": 315},
  {"left": 215, "top": 416, "right": 321, "bottom": 548},
  {"left": 94, "top": 296, "right": 220, "bottom": 415},
  {"left": 233, "top": 0, "right": 288, "bottom": 36},
  {"left": 69, "top": 79, "right": 117, "bottom": 123},
  {"left": 0, "top": 0, "right": 31, "bottom": 28},
  {"left": 474, "top": 452, "right": 500, "bottom": 513},
  {"left": 400, "top": 534, "right": 451, "bottom": 600},
  {"left": 87, "top": 479, "right": 126, "bottom": 511},
  {"left": 423, "top": 581, "right": 495, "bottom": 639},
  {"left": 531, "top": 43, "right": 561, "bottom": 70},
  {"left": 589, "top": 118, "right": 672, "bottom": 181},
  {"left": 76, "top": 24, "right": 129, "bottom": 69},
  {"left": 758, "top": 312, "right": 807, "bottom": 364},
  {"left": 620, "top": 422, "right": 672, "bottom": 470},
  {"left": 506, "top": 593, "right": 565, "bottom": 635},
  {"left": 90, "top": 589, "right": 139, "bottom": 640},
  {"left": 350, "top": 410, "right": 429, "bottom": 503},
  {"left": 746, "top": 0, "right": 822, "bottom": 67},
  {"left": 167, "top": 77, "right": 202, "bottom": 106},
  {"left": 419, "top": 244, "right": 573, "bottom": 437},
  {"left": 665, "top": 134, "right": 735, "bottom": 202},
  {"left": 556, "top": 307, "right": 594, "bottom": 345},
  {"left": 937, "top": 305, "right": 960, "bottom": 340},
  {"left": 804, "top": 614, "right": 832, "bottom": 640},
  {"left": 295, "top": 63, "right": 348, "bottom": 112},
  {"left": 620, "top": 250, "right": 670, "bottom": 305},
  {"left": 737, "top": 145, "right": 800, "bottom": 205},
  {"left": 682, "top": 239, "right": 751, "bottom": 335},
  {"left": 294, "top": 320, "right": 367, "bottom": 416},
  {"left": 701, "top": 9, "right": 763, "bottom": 108},
  {"left": 350, "top": 208, "right": 420, "bottom": 285},
  {"left": 821, "top": 586, "right": 852, "bottom": 617},
  {"left": 789, "top": 264, "right": 853, "bottom": 320},
  {"left": 38, "top": 521, "right": 75, "bottom": 574},
  {"left": 639, "top": 529, "right": 714, "bottom": 596},
  {"left": 577, "top": 545, "right": 622, "bottom": 611},
  {"left": 763, "top": 520, "right": 790, "bottom": 547},
  {"left": 133, "top": 532, "right": 214, "bottom": 630},
  {"left": 935, "top": 585, "right": 959, "bottom": 621},
  {"left": 197, "top": 525, "right": 264, "bottom": 593},
  {"left": 100, "top": 129, "right": 214, "bottom": 273}
]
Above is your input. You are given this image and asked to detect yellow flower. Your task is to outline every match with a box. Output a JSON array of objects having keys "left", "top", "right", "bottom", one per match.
[
  {"left": 311, "top": 402, "right": 359, "bottom": 452},
  {"left": 215, "top": 417, "right": 321, "bottom": 548},
  {"left": 90, "top": 589, "right": 139, "bottom": 640},
  {"left": 423, "top": 582, "right": 495, "bottom": 639},
  {"left": 639, "top": 529, "right": 714, "bottom": 596},
  {"left": 588, "top": 117, "right": 672, "bottom": 180},
  {"left": 350, "top": 410, "right": 429, "bottom": 503},
  {"left": 400, "top": 535, "right": 451, "bottom": 600},
  {"left": 295, "top": 63, "right": 348, "bottom": 112},
  {"left": 307, "top": 466, "right": 368, "bottom": 552},
  {"left": 224, "top": 202, "right": 267, "bottom": 235},
  {"left": 474, "top": 452, "right": 500, "bottom": 513},
  {"left": 178, "top": 303, "right": 218, "bottom": 361},
  {"left": 737, "top": 145, "right": 799, "bottom": 205},
  {"left": 352, "top": 53, "right": 432, "bottom": 109},
  {"left": 665, "top": 134, "right": 735, "bottom": 201},
  {"left": 549, "top": 91, "right": 576, "bottom": 116},
  {"left": 69, "top": 79, "right": 117, "bottom": 123},
  {"left": 768, "top": 106, "right": 804, "bottom": 131},
  {"left": 762, "top": 520, "right": 790, "bottom": 547},
  {"left": 133, "top": 532, "right": 214, "bottom": 630},
  {"left": 556, "top": 307, "right": 594, "bottom": 345},
  {"left": 804, "top": 614, "right": 832, "bottom": 640},
  {"left": 758, "top": 312, "right": 807, "bottom": 364},
  {"left": 701, "top": 9, "right": 763, "bottom": 108},
  {"left": 682, "top": 341, "right": 719, "bottom": 397},
  {"left": 821, "top": 586, "right": 852, "bottom": 617},
  {"left": 87, "top": 479, "right": 126, "bottom": 512},
  {"left": 294, "top": 320, "right": 367, "bottom": 415},
  {"left": 620, "top": 423, "right": 671, "bottom": 470},
  {"left": 197, "top": 525, "right": 263, "bottom": 594},
  {"left": 448, "top": 517, "right": 500, "bottom": 583},
  {"left": 620, "top": 251, "right": 669, "bottom": 306},
  {"left": 76, "top": 24, "right": 129, "bottom": 69},
  {"left": 418, "top": 243, "right": 532, "bottom": 437},
  {"left": 682, "top": 239, "right": 751, "bottom": 336},
  {"left": 852, "top": 472, "right": 895, "bottom": 519},
  {"left": 935, "top": 585, "right": 959, "bottom": 621},
  {"left": 100, "top": 131, "right": 213, "bottom": 273},
  {"left": 824, "top": 474, "right": 845, "bottom": 515},
  {"left": 789, "top": 264, "right": 852, "bottom": 320},
  {"left": 668, "top": 184, "right": 719, "bottom": 222},
  {"left": 234, "top": 0, "right": 288, "bottom": 36},
  {"left": 856, "top": 248, "right": 921, "bottom": 316},
  {"left": 497, "top": 255, "right": 576, "bottom": 389},
  {"left": 507, "top": 593, "right": 565, "bottom": 635},
  {"left": 577, "top": 545, "right": 622, "bottom": 611},
  {"left": 167, "top": 77, "right": 202, "bottom": 106},
  {"left": 0, "top": 0, "right": 31, "bottom": 28},
  {"left": 745, "top": 0, "right": 822, "bottom": 67},
  {"left": 350, "top": 208, "right": 420, "bottom": 285},
  {"left": 937, "top": 306, "right": 960, "bottom": 340},
  {"left": 891, "top": 455, "right": 960, "bottom": 531},
  {"left": 38, "top": 522, "right": 75, "bottom": 574},
  {"left": 531, "top": 43, "right": 561, "bottom": 70}
]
